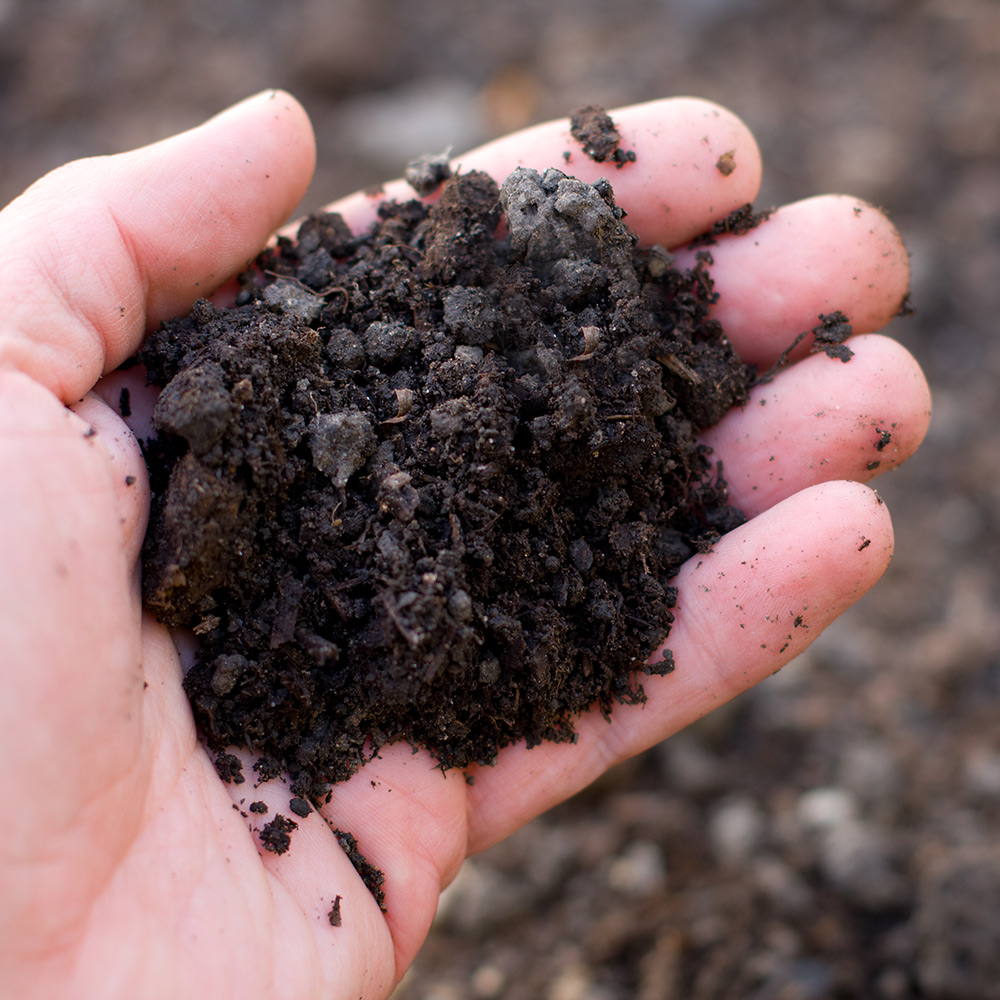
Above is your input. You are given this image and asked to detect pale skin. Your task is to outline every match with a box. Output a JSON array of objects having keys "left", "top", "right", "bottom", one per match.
[{"left": 0, "top": 91, "right": 930, "bottom": 998}]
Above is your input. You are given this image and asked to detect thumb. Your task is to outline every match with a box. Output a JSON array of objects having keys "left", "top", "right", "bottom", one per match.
[{"left": 0, "top": 89, "right": 316, "bottom": 403}]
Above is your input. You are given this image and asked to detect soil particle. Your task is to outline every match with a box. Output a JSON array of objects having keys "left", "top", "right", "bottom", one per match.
[
  {"left": 715, "top": 150, "right": 736, "bottom": 175},
  {"left": 328, "top": 894, "right": 343, "bottom": 927},
  {"left": 336, "top": 829, "right": 386, "bottom": 911},
  {"left": 140, "top": 166, "right": 750, "bottom": 807},
  {"left": 755, "top": 310, "right": 855, "bottom": 385},
  {"left": 405, "top": 149, "right": 453, "bottom": 196},
  {"left": 568, "top": 106, "right": 636, "bottom": 167},
  {"left": 289, "top": 796, "right": 312, "bottom": 817},
  {"left": 810, "top": 311, "right": 855, "bottom": 362},
  {"left": 259, "top": 814, "right": 298, "bottom": 855},
  {"left": 214, "top": 751, "right": 245, "bottom": 785},
  {"left": 689, "top": 203, "right": 773, "bottom": 247}
]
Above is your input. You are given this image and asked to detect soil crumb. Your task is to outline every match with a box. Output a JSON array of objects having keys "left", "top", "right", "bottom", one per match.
[
  {"left": 689, "top": 203, "right": 773, "bottom": 247},
  {"left": 755, "top": 310, "right": 855, "bottom": 385},
  {"left": 214, "top": 751, "right": 245, "bottom": 785},
  {"left": 569, "top": 106, "right": 636, "bottom": 167},
  {"left": 259, "top": 814, "right": 298, "bottom": 855},
  {"left": 336, "top": 829, "right": 387, "bottom": 910},
  {"left": 405, "top": 150, "right": 453, "bottom": 196},
  {"left": 289, "top": 796, "right": 312, "bottom": 817},
  {"left": 140, "top": 166, "right": 751, "bottom": 805},
  {"left": 810, "top": 311, "right": 855, "bottom": 362}
]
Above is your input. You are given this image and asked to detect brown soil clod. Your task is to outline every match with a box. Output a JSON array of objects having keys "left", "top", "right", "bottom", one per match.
[
  {"left": 139, "top": 164, "right": 751, "bottom": 832},
  {"left": 715, "top": 150, "right": 736, "bottom": 175}
]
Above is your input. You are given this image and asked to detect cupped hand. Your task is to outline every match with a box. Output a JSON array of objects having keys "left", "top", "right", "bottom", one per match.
[{"left": 0, "top": 92, "right": 930, "bottom": 999}]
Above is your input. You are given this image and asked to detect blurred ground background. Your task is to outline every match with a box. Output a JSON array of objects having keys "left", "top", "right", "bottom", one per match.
[{"left": 3, "top": 1, "right": 1000, "bottom": 997}]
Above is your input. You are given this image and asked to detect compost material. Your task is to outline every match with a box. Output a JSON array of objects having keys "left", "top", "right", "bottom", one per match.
[{"left": 140, "top": 165, "right": 751, "bottom": 801}]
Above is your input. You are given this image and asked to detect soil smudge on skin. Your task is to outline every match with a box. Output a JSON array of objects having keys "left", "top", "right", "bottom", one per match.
[{"left": 140, "top": 166, "right": 751, "bottom": 808}]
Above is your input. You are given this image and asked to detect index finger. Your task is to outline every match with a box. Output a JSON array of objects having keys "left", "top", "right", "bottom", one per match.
[{"left": 324, "top": 97, "right": 762, "bottom": 248}]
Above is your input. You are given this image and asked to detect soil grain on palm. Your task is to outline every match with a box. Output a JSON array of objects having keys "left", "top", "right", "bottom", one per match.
[{"left": 140, "top": 166, "right": 750, "bottom": 799}]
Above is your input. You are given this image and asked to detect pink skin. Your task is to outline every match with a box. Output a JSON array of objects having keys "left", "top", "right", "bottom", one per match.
[{"left": 0, "top": 92, "right": 930, "bottom": 999}]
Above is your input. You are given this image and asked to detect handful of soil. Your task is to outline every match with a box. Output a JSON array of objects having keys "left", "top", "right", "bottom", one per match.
[{"left": 140, "top": 166, "right": 751, "bottom": 800}]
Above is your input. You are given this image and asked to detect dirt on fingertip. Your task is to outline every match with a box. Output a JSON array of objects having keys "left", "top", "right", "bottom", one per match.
[
  {"left": 569, "top": 105, "right": 637, "bottom": 167},
  {"left": 689, "top": 203, "right": 773, "bottom": 247}
]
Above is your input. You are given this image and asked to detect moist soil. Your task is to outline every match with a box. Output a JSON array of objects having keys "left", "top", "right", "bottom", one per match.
[{"left": 140, "top": 164, "right": 751, "bottom": 803}]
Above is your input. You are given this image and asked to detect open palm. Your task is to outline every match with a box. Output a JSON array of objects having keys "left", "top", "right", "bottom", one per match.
[{"left": 0, "top": 92, "right": 929, "bottom": 999}]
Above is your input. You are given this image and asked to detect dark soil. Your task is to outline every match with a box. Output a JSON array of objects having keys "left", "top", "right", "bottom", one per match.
[
  {"left": 569, "top": 105, "right": 636, "bottom": 167},
  {"left": 140, "top": 164, "right": 750, "bottom": 802},
  {"left": 688, "top": 203, "right": 772, "bottom": 247},
  {"left": 335, "top": 828, "right": 387, "bottom": 909},
  {"left": 259, "top": 813, "right": 299, "bottom": 854}
]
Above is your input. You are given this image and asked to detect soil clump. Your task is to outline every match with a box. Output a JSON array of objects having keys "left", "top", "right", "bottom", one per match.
[
  {"left": 569, "top": 105, "right": 636, "bottom": 167},
  {"left": 140, "top": 165, "right": 751, "bottom": 804}
]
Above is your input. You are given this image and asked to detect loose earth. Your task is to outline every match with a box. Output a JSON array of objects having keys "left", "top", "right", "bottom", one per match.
[{"left": 140, "top": 162, "right": 752, "bottom": 809}]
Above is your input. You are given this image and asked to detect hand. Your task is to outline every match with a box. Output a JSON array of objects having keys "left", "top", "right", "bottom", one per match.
[{"left": 0, "top": 91, "right": 929, "bottom": 999}]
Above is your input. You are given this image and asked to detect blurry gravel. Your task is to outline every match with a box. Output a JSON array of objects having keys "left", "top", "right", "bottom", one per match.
[{"left": 4, "top": 1, "right": 1000, "bottom": 996}]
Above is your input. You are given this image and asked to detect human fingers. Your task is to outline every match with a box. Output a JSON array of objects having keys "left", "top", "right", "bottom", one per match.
[
  {"left": 313, "top": 744, "right": 470, "bottom": 981},
  {"left": 212, "top": 747, "right": 398, "bottom": 999},
  {"left": 214, "top": 742, "right": 468, "bottom": 986},
  {"left": 704, "top": 334, "right": 932, "bottom": 517},
  {"left": 675, "top": 195, "right": 911, "bottom": 367},
  {"left": 0, "top": 89, "right": 315, "bottom": 404},
  {"left": 463, "top": 479, "right": 891, "bottom": 853},
  {"left": 323, "top": 97, "right": 761, "bottom": 247}
]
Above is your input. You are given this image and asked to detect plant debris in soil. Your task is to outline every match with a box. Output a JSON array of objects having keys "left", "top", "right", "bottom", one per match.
[{"left": 139, "top": 163, "right": 752, "bottom": 809}]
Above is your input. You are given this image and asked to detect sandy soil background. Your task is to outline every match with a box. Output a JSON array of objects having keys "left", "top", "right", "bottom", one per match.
[{"left": 3, "top": 1, "right": 1000, "bottom": 997}]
